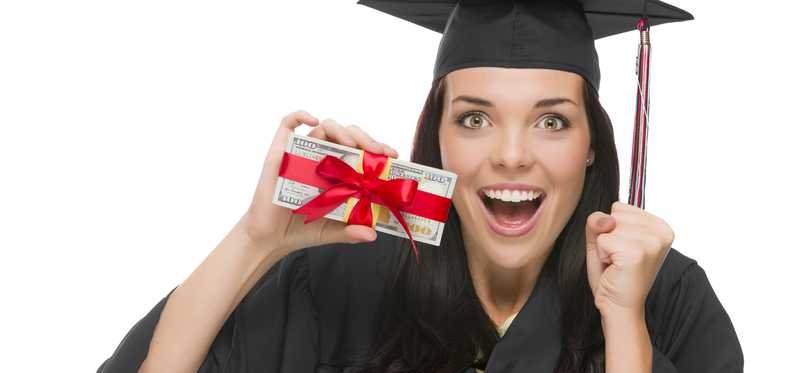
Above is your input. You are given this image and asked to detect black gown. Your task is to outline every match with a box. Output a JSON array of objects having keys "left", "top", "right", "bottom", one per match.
[{"left": 96, "top": 233, "right": 744, "bottom": 373}]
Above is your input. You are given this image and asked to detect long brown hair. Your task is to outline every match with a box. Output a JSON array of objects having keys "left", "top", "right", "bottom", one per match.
[{"left": 356, "top": 74, "right": 620, "bottom": 373}]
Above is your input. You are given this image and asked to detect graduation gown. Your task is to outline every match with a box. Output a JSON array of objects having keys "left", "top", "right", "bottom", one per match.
[{"left": 97, "top": 233, "right": 743, "bottom": 373}]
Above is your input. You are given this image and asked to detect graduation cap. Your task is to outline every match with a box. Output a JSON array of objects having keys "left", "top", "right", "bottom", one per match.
[{"left": 356, "top": 0, "right": 693, "bottom": 210}]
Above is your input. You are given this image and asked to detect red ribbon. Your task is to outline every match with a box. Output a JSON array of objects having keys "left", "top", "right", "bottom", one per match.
[{"left": 278, "top": 150, "right": 450, "bottom": 261}]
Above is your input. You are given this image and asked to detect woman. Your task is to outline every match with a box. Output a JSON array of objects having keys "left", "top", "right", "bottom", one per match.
[
  {"left": 98, "top": 1, "right": 743, "bottom": 372},
  {"left": 97, "top": 67, "right": 743, "bottom": 373}
]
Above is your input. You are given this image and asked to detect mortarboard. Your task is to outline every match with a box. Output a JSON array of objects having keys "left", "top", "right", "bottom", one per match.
[{"left": 356, "top": 0, "right": 694, "bottom": 209}]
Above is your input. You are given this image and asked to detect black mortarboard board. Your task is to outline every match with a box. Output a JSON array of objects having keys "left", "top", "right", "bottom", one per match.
[{"left": 356, "top": 0, "right": 693, "bottom": 94}]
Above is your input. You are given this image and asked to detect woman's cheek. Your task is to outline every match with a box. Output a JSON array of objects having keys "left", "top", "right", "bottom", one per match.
[
  {"left": 441, "top": 136, "right": 481, "bottom": 176},
  {"left": 539, "top": 137, "right": 587, "bottom": 174},
  {"left": 546, "top": 143, "right": 590, "bottom": 212},
  {"left": 441, "top": 138, "right": 484, "bottom": 219}
]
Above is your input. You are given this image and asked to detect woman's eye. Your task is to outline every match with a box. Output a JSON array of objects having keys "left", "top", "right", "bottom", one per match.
[
  {"left": 456, "top": 112, "right": 490, "bottom": 129},
  {"left": 536, "top": 115, "right": 570, "bottom": 131}
]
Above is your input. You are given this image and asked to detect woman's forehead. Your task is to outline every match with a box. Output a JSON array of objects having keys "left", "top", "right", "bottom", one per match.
[{"left": 445, "top": 67, "right": 584, "bottom": 100}]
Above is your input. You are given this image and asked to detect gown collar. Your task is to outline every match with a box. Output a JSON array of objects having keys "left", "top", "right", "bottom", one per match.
[{"left": 460, "top": 274, "right": 562, "bottom": 373}]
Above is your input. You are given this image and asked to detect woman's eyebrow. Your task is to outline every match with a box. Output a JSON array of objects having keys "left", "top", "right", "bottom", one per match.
[{"left": 451, "top": 95, "right": 578, "bottom": 109}]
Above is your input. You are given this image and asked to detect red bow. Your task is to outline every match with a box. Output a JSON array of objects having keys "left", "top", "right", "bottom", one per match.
[{"left": 289, "top": 151, "right": 423, "bottom": 260}]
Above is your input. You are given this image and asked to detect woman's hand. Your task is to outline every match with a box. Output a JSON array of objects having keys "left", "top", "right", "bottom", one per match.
[
  {"left": 585, "top": 201, "right": 675, "bottom": 319},
  {"left": 241, "top": 110, "right": 399, "bottom": 254}
]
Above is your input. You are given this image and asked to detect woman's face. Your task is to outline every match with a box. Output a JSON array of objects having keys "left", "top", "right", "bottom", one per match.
[{"left": 439, "top": 67, "right": 593, "bottom": 269}]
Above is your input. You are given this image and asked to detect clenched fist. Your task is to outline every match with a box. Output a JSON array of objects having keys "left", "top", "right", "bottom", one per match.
[{"left": 585, "top": 201, "right": 675, "bottom": 317}]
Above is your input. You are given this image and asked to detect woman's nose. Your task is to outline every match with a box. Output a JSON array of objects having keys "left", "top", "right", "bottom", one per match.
[{"left": 490, "top": 130, "right": 534, "bottom": 170}]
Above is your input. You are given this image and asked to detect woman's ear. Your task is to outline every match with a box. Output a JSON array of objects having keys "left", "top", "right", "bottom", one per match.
[{"left": 587, "top": 149, "right": 595, "bottom": 166}]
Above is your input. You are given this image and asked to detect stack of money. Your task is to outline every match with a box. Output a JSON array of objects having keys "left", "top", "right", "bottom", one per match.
[{"left": 272, "top": 133, "right": 457, "bottom": 246}]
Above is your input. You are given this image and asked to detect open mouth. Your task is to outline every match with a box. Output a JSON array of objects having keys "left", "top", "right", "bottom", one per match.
[{"left": 477, "top": 189, "right": 546, "bottom": 237}]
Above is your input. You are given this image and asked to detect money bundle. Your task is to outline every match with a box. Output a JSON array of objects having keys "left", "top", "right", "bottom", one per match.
[{"left": 272, "top": 133, "right": 457, "bottom": 246}]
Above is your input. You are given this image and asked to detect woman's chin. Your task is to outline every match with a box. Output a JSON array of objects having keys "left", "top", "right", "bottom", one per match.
[{"left": 479, "top": 243, "right": 542, "bottom": 270}]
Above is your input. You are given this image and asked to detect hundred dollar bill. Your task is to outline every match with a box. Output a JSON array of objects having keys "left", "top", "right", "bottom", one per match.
[{"left": 272, "top": 133, "right": 457, "bottom": 246}]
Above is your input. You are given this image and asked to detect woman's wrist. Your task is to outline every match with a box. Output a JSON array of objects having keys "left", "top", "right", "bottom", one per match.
[
  {"left": 237, "top": 210, "right": 289, "bottom": 255},
  {"left": 600, "top": 305, "right": 652, "bottom": 373},
  {"left": 599, "top": 303, "right": 645, "bottom": 326}
]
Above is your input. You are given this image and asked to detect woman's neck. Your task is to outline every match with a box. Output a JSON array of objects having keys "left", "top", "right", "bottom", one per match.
[{"left": 466, "top": 245, "right": 549, "bottom": 328}]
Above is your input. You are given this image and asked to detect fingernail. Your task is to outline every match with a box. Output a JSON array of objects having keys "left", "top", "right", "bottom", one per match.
[{"left": 599, "top": 216, "right": 612, "bottom": 227}]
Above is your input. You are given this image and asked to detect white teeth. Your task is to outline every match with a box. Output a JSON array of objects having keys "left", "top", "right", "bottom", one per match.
[{"left": 482, "top": 188, "right": 543, "bottom": 203}]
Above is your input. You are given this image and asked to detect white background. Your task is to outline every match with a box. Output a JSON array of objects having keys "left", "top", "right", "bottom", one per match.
[{"left": 1, "top": 0, "right": 796, "bottom": 371}]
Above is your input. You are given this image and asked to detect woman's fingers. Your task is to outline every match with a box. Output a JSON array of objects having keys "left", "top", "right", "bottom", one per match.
[
  {"left": 316, "top": 219, "right": 377, "bottom": 245},
  {"left": 345, "top": 124, "right": 385, "bottom": 154},
  {"left": 281, "top": 110, "right": 319, "bottom": 131},
  {"left": 378, "top": 142, "right": 399, "bottom": 158},
  {"left": 306, "top": 118, "right": 395, "bottom": 156},
  {"left": 264, "top": 110, "right": 319, "bottom": 176},
  {"left": 320, "top": 119, "right": 358, "bottom": 147},
  {"left": 279, "top": 114, "right": 397, "bottom": 158}
]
